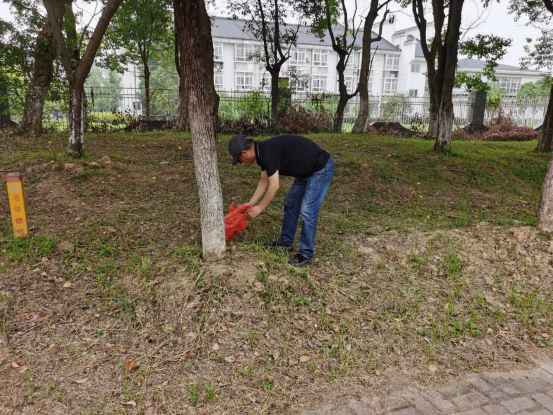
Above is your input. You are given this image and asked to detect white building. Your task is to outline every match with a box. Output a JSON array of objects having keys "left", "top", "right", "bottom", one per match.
[
  {"left": 207, "top": 16, "right": 543, "bottom": 97},
  {"left": 378, "top": 18, "right": 544, "bottom": 98}
]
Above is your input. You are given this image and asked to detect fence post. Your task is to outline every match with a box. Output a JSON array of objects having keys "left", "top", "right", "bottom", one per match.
[{"left": 467, "top": 91, "right": 487, "bottom": 131}]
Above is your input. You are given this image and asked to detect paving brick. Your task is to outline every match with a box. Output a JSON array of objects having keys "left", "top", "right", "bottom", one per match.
[
  {"left": 482, "top": 404, "right": 510, "bottom": 415},
  {"left": 462, "top": 409, "right": 487, "bottom": 415},
  {"left": 384, "top": 397, "right": 410, "bottom": 412},
  {"left": 483, "top": 375, "right": 521, "bottom": 396},
  {"left": 548, "top": 389, "right": 553, "bottom": 399},
  {"left": 533, "top": 393, "right": 553, "bottom": 411},
  {"left": 423, "top": 391, "right": 458, "bottom": 413},
  {"left": 510, "top": 377, "right": 552, "bottom": 394},
  {"left": 440, "top": 381, "right": 475, "bottom": 399},
  {"left": 452, "top": 391, "right": 490, "bottom": 410},
  {"left": 542, "top": 363, "right": 553, "bottom": 376},
  {"left": 500, "top": 397, "right": 537, "bottom": 413},
  {"left": 536, "top": 369, "right": 553, "bottom": 385},
  {"left": 470, "top": 377, "right": 507, "bottom": 399},
  {"left": 388, "top": 408, "right": 420, "bottom": 415},
  {"left": 301, "top": 404, "right": 336, "bottom": 415},
  {"left": 518, "top": 411, "right": 552, "bottom": 415},
  {"left": 404, "top": 393, "right": 441, "bottom": 414},
  {"left": 347, "top": 399, "right": 375, "bottom": 415}
]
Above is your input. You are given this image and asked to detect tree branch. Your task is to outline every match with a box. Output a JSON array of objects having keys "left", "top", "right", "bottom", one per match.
[
  {"left": 43, "top": 0, "right": 73, "bottom": 75},
  {"left": 76, "top": 0, "right": 123, "bottom": 84}
]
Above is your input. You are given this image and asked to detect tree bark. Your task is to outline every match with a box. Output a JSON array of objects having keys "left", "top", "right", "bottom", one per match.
[
  {"left": 333, "top": 58, "right": 350, "bottom": 133},
  {"left": 68, "top": 81, "right": 85, "bottom": 157},
  {"left": 428, "top": 106, "right": 439, "bottom": 139},
  {"left": 536, "top": 84, "right": 553, "bottom": 152},
  {"left": 434, "top": 102, "right": 453, "bottom": 151},
  {"left": 537, "top": 152, "right": 553, "bottom": 232},
  {"left": 176, "top": 73, "right": 189, "bottom": 131},
  {"left": 176, "top": 0, "right": 225, "bottom": 260},
  {"left": 144, "top": 61, "right": 151, "bottom": 118},
  {"left": 20, "top": 22, "right": 57, "bottom": 137},
  {"left": 270, "top": 69, "right": 280, "bottom": 120}
]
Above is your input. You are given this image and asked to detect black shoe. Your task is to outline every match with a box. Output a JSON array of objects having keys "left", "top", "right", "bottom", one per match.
[
  {"left": 289, "top": 254, "right": 311, "bottom": 267},
  {"left": 264, "top": 240, "right": 293, "bottom": 251}
]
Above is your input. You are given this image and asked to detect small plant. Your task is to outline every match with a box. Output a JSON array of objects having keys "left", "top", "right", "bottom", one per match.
[
  {"left": 185, "top": 382, "right": 200, "bottom": 406},
  {"left": 205, "top": 380, "right": 216, "bottom": 402}
]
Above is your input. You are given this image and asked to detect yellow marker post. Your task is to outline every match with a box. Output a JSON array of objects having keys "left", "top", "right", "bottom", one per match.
[{"left": 6, "top": 172, "right": 29, "bottom": 239}]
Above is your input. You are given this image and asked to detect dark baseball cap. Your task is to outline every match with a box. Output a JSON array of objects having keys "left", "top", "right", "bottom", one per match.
[{"left": 228, "top": 134, "right": 248, "bottom": 165}]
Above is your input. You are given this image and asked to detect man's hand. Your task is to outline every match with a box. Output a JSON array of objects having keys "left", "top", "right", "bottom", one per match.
[{"left": 247, "top": 205, "right": 263, "bottom": 218}]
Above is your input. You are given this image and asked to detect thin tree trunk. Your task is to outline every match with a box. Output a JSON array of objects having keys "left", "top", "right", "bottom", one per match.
[
  {"left": 333, "top": 92, "right": 348, "bottom": 133},
  {"left": 68, "top": 81, "right": 85, "bottom": 157},
  {"left": 20, "top": 22, "right": 57, "bottom": 136},
  {"left": 270, "top": 70, "right": 279, "bottom": 119},
  {"left": 144, "top": 62, "right": 151, "bottom": 118},
  {"left": 537, "top": 152, "right": 553, "bottom": 232},
  {"left": 352, "top": 75, "right": 369, "bottom": 133},
  {"left": 177, "top": 0, "right": 225, "bottom": 260},
  {"left": 434, "top": 102, "right": 453, "bottom": 151},
  {"left": 176, "top": 73, "right": 189, "bottom": 131},
  {"left": 536, "top": 85, "right": 553, "bottom": 152}
]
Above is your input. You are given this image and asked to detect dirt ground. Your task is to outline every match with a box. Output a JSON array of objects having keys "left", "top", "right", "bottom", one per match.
[{"left": 0, "top": 132, "right": 552, "bottom": 414}]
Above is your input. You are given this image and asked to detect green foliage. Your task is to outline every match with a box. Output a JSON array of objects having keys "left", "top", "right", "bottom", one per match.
[
  {"left": 236, "top": 91, "right": 270, "bottom": 119},
  {"left": 516, "top": 78, "right": 552, "bottom": 100},
  {"left": 100, "top": 0, "right": 173, "bottom": 75},
  {"left": 456, "top": 35, "right": 512, "bottom": 92},
  {"left": 486, "top": 84, "right": 502, "bottom": 111}
]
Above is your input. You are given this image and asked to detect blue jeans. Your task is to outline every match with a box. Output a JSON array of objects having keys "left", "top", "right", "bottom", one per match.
[{"left": 278, "top": 158, "right": 335, "bottom": 260}]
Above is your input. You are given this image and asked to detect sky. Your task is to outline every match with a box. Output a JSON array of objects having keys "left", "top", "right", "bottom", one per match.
[{"left": 0, "top": 0, "right": 544, "bottom": 69}]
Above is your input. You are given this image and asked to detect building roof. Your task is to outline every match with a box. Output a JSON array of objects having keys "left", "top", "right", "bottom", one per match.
[
  {"left": 458, "top": 58, "right": 523, "bottom": 71},
  {"left": 211, "top": 17, "right": 400, "bottom": 52}
]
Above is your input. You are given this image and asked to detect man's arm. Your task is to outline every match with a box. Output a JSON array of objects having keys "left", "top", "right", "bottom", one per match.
[
  {"left": 248, "top": 171, "right": 269, "bottom": 206},
  {"left": 249, "top": 171, "right": 279, "bottom": 218}
]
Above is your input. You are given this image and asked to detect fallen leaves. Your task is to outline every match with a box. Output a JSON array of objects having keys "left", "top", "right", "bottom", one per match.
[
  {"left": 63, "top": 282, "right": 72, "bottom": 288},
  {"left": 124, "top": 360, "right": 140, "bottom": 373},
  {"left": 74, "top": 378, "right": 89, "bottom": 384},
  {"left": 299, "top": 355, "right": 310, "bottom": 363}
]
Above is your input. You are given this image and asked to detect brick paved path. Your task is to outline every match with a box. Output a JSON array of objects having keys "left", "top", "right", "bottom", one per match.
[{"left": 302, "top": 362, "right": 553, "bottom": 415}]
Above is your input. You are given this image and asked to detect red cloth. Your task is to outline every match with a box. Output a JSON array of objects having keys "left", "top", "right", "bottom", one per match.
[{"left": 224, "top": 204, "right": 250, "bottom": 241}]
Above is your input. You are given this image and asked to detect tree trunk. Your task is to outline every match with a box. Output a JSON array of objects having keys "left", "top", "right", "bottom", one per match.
[
  {"left": 537, "top": 152, "right": 553, "bottom": 232},
  {"left": 0, "top": 83, "right": 13, "bottom": 128},
  {"left": 68, "top": 81, "right": 85, "bottom": 157},
  {"left": 536, "top": 85, "right": 553, "bottom": 152},
  {"left": 428, "top": 107, "right": 439, "bottom": 139},
  {"left": 144, "top": 62, "right": 151, "bottom": 118},
  {"left": 176, "top": 73, "right": 189, "bottom": 131},
  {"left": 177, "top": 0, "right": 225, "bottom": 260},
  {"left": 434, "top": 102, "right": 453, "bottom": 151},
  {"left": 20, "top": 22, "right": 57, "bottom": 137},
  {"left": 333, "top": 92, "right": 348, "bottom": 133},
  {"left": 270, "top": 70, "right": 279, "bottom": 120},
  {"left": 352, "top": 75, "right": 369, "bottom": 133}
]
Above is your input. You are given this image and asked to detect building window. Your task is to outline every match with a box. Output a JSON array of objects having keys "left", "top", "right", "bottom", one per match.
[
  {"left": 409, "top": 89, "right": 418, "bottom": 98},
  {"left": 312, "top": 75, "right": 327, "bottom": 92},
  {"left": 411, "top": 63, "right": 420, "bottom": 73},
  {"left": 346, "top": 51, "right": 360, "bottom": 69},
  {"left": 498, "top": 77, "right": 521, "bottom": 95},
  {"left": 214, "top": 62, "right": 223, "bottom": 89},
  {"left": 383, "top": 71, "right": 398, "bottom": 95},
  {"left": 385, "top": 54, "right": 400, "bottom": 70},
  {"left": 424, "top": 77, "right": 429, "bottom": 92},
  {"left": 290, "top": 48, "right": 306, "bottom": 66},
  {"left": 214, "top": 42, "right": 223, "bottom": 61},
  {"left": 235, "top": 44, "right": 256, "bottom": 62},
  {"left": 312, "top": 49, "right": 328, "bottom": 67},
  {"left": 235, "top": 72, "right": 253, "bottom": 90},
  {"left": 343, "top": 76, "right": 354, "bottom": 93}
]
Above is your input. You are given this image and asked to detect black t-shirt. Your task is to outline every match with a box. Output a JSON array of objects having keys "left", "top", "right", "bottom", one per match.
[{"left": 255, "top": 135, "right": 330, "bottom": 178}]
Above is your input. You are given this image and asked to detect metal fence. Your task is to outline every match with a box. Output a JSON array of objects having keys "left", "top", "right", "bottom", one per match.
[{"left": 7, "top": 87, "right": 548, "bottom": 132}]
